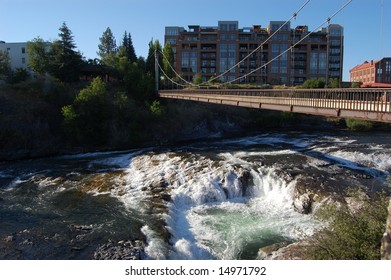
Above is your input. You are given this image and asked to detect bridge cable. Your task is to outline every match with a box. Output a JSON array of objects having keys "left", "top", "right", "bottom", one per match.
[
  {"left": 157, "top": 0, "right": 312, "bottom": 88},
  {"left": 224, "top": 0, "right": 353, "bottom": 85},
  {"left": 203, "top": 0, "right": 312, "bottom": 85},
  {"left": 158, "top": 49, "right": 197, "bottom": 87},
  {"left": 156, "top": 58, "right": 189, "bottom": 89}
]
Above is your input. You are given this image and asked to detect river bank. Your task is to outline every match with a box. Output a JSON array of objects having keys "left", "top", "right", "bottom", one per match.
[{"left": 3, "top": 80, "right": 391, "bottom": 162}]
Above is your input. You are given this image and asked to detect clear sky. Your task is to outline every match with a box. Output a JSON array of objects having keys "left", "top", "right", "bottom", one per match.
[{"left": 1, "top": 0, "right": 390, "bottom": 81}]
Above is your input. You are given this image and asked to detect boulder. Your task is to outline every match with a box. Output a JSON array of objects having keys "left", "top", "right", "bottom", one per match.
[{"left": 293, "top": 193, "right": 312, "bottom": 214}]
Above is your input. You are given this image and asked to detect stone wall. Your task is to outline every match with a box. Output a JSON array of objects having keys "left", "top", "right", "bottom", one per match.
[{"left": 381, "top": 199, "right": 391, "bottom": 260}]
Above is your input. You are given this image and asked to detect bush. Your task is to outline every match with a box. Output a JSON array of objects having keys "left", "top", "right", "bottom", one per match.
[
  {"left": 302, "top": 78, "right": 326, "bottom": 89},
  {"left": 345, "top": 118, "right": 374, "bottom": 131},
  {"left": 62, "top": 77, "right": 108, "bottom": 145},
  {"left": 305, "top": 190, "right": 389, "bottom": 260}
]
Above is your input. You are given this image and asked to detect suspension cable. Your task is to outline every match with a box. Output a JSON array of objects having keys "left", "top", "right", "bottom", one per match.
[
  {"left": 158, "top": 49, "right": 197, "bottom": 87},
  {"left": 224, "top": 0, "right": 353, "bottom": 85},
  {"left": 204, "top": 0, "right": 311, "bottom": 85},
  {"left": 157, "top": 61, "right": 186, "bottom": 88}
]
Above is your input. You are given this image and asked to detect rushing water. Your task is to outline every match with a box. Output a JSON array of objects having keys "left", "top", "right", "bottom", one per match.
[{"left": 0, "top": 131, "right": 390, "bottom": 260}]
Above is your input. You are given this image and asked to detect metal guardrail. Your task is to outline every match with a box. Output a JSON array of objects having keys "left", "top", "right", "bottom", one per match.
[{"left": 161, "top": 88, "right": 391, "bottom": 113}]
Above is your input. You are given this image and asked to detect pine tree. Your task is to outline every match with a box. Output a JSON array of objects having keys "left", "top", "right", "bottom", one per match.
[
  {"left": 119, "top": 31, "right": 137, "bottom": 63},
  {"left": 146, "top": 39, "right": 162, "bottom": 76},
  {"left": 97, "top": 27, "right": 117, "bottom": 63},
  {"left": 49, "top": 22, "right": 83, "bottom": 82}
]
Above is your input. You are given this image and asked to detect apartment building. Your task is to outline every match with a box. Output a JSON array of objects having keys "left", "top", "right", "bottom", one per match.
[
  {"left": 0, "top": 41, "right": 29, "bottom": 71},
  {"left": 350, "top": 58, "right": 391, "bottom": 87},
  {"left": 164, "top": 21, "right": 344, "bottom": 85}
]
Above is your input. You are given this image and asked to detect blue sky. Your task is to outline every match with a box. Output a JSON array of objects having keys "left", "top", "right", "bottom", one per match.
[{"left": 1, "top": 0, "right": 390, "bottom": 81}]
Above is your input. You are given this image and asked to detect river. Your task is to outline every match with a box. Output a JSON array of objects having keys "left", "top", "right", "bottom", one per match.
[{"left": 0, "top": 131, "right": 390, "bottom": 260}]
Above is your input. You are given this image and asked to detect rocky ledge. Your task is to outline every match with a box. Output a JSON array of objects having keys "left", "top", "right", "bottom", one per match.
[{"left": 94, "top": 240, "right": 145, "bottom": 260}]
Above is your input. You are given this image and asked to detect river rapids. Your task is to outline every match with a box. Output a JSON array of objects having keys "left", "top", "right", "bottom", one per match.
[{"left": 0, "top": 131, "right": 390, "bottom": 259}]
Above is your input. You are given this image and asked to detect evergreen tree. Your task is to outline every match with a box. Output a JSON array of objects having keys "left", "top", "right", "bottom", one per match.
[
  {"left": 97, "top": 27, "right": 117, "bottom": 65},
  {"left": 49, "top": 22, "right": 83, "bottom": 83},
  {"left": 120, "top": 31, "right": 137, "bottom": 63},
  {"left": 145, "top": 39, "right": 162, "bottom": 78}
]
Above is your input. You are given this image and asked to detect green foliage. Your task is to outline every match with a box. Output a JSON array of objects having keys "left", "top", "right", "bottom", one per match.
[
  {"left": 0, "top": 50, "right": 11, "bottom": 80},
  {"left": 345, "top": 118, "right": 374, "bottom": 131},
  {"left": 193, "top": 73, "right": 203, "bottom": 85},
  {"left": 27, "top": 37, "right": 49, "bottom": 76},
  {"left": 328, "top": 78, "right": 340, "bottom": 88},
  {"left": 306, "top": 190, "right": 389, "bottom": 260},
  {"left": 62, "top": 77, "right": 108, "bottom": 144},
  {"left": 162, "top": 43, "right": 175, "bottom": 79},
  {"left": 49, "top": 22, "right": 84, "bottom": 83},
  {"left": 120, "top": 31, "right": 137, "bottom": 63},
  {"left": 149, "top": 100, "right": 164, "bottom": 117},
  {"left": 351, "top": 82, "right": 362, "bottom": 88},
  {"left": 302, "top": 78, "right": 326, "bottom": 89},
  {"left": 146, "top": 39, "right": 162, "bottom": 85},
  {"left": 8, "top": 68, "right": 30, "bottom": 84},
  {"left": 97, "top": 27, "right": 118, "bottom": 65}
]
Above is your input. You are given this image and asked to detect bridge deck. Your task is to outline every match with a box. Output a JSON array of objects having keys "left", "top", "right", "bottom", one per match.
[{"left": 159, "top": 88, "right": 391, "bottom": 123}]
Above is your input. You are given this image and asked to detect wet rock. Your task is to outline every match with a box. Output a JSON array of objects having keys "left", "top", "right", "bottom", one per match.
[
  {"left": 4, "top": 236, "right": 14, "bottom": 243},
  {"left": 261, "top": 240, "right": 310, "bottom": 260},
  {"left": 69, "top": 224, "right": 93, "bottom": 232},
  {"left": 160, "top": 194, "right": 171, "bottom": 202},
  {"left": 293, "top": 193, "right": 312, "bottom": 214},
  {"left": 237, "top": 169, "right": 252, "bottom": 195},
  {"left": 94, "top": 240, "right": 144, "bottom": 260},
  {"left": 258, "top": 242, "right": 290, "bottom": 259}
]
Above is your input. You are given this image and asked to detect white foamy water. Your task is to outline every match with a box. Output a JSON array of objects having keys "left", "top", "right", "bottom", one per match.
[
  {"left": 2, "top": 131, "right": 390, "bottom": 260},
  {"left": 327, "top": 150, "right": 391, "bottom": 174},
  {"left": 113, "top": 149, "right": 319, "bottom": 260}
]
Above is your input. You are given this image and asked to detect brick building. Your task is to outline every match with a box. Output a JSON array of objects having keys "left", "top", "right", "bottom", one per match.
[
  {"left": 350, "top": 57, "right": 391, "bottom": 87},
  {"left": 164, "top": 21, "right": 344, "bottom": 85}
]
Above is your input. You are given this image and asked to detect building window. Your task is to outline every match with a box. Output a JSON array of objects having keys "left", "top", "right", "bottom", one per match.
[
  {"left": 22, "top": 47, "right": 26, "bottom": 54},
  {"left": 386, "top": 61, "right": 391, "bottom": 74},
  {"left": 22, "top": 57, "right": 26, "bottom": 64},
  {"left": 181, "top": 52, "right": 189, "bottom": 67},
  {"left": 166, "top": 27, "right": 179, "bottom": 35},
  {"left": 167, "top": 38, "right": 176, "bottom": 44},
  {"left": 310, "top": 53, "right": 318, "bottom": 74}
]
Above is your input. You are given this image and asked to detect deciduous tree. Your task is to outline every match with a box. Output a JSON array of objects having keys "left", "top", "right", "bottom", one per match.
[
  {"left": 0, "top": 50, "right": 11, "bottom": 80},
  {"left": 162, "top": 42, "right": 175, "bottom": 79},
  {"left": 27, "top": 37, "right": 49, "bottom": 76}
]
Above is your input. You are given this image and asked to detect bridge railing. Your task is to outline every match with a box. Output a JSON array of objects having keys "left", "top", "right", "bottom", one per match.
[{"left": 161, "top": 88, "right": 391, "bottom": 113}]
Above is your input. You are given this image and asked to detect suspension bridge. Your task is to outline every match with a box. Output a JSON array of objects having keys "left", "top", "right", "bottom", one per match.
[
  {"left": 156, "top": 0, "right": 391, "bottom": 123},
  {"left": 159, "top": 88, "right": 391, "bottom": 123}
]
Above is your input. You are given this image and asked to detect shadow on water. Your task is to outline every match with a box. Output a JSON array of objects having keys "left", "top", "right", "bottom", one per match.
[{"left": 0, "top": 150, "right": 146, "bottom": 259}]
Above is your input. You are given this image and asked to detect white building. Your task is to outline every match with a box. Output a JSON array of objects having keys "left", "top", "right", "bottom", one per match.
[{"left": 0, "top": 41, "right": 29, "bottom": 71}]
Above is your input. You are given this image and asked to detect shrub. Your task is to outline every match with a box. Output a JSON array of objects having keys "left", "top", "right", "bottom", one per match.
[
  {"left": 345, "top": 118, "right": 374, "bottom": 131},
  {"left": 305, "top": 190, "right": 389, "bottom": 260},
  {"left": 302, "top": 78, "right": 326, "bottom": 89}
]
